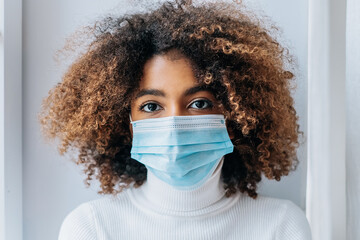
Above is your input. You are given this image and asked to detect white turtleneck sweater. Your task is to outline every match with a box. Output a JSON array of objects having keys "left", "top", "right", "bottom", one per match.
[{"left": 58, "top": 158, "right": 312, "bottom": 240}]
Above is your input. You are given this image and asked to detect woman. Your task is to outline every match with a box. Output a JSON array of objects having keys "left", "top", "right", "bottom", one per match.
[{"left": 39, "top": 0, "right": 312, "bottom": 239}]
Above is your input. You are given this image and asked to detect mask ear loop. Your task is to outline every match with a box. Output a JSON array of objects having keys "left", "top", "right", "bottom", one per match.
[
  {"left": 223, "top": 112, "right": 230, "bottom": 125},
  {"left": 129, "top": 113, "right": 133, "bottom": 124}
]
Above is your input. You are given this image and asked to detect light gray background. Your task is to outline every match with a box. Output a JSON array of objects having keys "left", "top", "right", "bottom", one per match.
[
  {"left": 23, "top": 0, "right": 308, "bottom": 239},
  {"left": 346, "top": 0, "right": 360, "bottom": 238}
]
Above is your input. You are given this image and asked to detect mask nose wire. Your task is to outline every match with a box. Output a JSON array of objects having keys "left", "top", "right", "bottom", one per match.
[{"left": 129, "top": 113, "right": 227, "bottom": 126}]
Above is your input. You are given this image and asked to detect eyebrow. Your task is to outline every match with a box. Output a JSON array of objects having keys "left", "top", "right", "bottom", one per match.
[
  {"left": 135, "top": 89, "right": 165, "bottom": 99},
  {"left": 134, "top": 85, "right": 212, "bottom": 99}
]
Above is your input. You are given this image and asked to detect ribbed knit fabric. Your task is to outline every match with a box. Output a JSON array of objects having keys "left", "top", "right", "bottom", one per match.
[{"left": 58, "top": 157, "right": 312, "bottom": 240}]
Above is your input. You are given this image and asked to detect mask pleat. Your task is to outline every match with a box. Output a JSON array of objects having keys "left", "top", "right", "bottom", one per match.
[
  {"left": 132, "top": 128, "right": 230, "bottom": 146},
  {"left": 131, "top": 145, "right": 233, "bottom": 173}
]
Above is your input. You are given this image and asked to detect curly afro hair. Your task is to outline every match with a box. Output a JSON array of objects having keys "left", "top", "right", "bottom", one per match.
[{"left": 39, "top": 0, "right": 300, "bottom": 199}]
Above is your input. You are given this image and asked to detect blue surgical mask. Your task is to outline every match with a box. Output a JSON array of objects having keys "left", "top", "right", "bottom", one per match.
[{"left": 130, "top": 114, "right": 234, "bottom": 190}]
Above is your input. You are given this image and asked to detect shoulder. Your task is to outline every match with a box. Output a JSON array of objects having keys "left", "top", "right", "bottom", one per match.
[
  {"left": 233, "top": 194, "right": 312, "bottom": 239},
  {"left": 58, "top": 193, "right": 131, "bottom": 240},
  {"left": 58, "top": 200, "right": 97, "bottom": 240},
  {"left": 272, "top": 197, "right": 312, "bottom": 240}
]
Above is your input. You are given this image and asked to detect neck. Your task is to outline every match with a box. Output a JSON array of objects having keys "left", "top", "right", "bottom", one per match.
[{"left": 140, "top": 157, "right": 226, "bottom": 212}]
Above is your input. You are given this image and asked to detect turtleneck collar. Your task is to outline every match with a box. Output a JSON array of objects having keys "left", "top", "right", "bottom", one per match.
[{"left": 126, "top": 156, "right": 239, "bottom": 217}]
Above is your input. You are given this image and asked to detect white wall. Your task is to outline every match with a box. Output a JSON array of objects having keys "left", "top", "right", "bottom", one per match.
[
  {"left": 346, "top": 0, "right": 360, "bottom": 239},
  {"left": 22, "top": 0, "right": 308, "bottom": 239},
  {"left": 306, "top": 0, "right": 347, "bottom": 239},
  {"left": 0, "top": 0, "right": 22, "bottom": 240}
]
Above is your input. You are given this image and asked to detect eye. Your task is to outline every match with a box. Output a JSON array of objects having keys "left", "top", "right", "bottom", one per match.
[
  {"left": 140, "top": 102, "right": 162, "bottom": 112},
  {"left": 189, "top": 99, "right": 213, "bottom": 109}
]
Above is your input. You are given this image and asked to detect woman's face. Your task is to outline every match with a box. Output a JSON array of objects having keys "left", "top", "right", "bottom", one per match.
[
  {"left": 130, "top": 53, "right": 223, "bottom": 121},
  {"left": 129, "top": 51, "right": 234, "bottom": 139}
]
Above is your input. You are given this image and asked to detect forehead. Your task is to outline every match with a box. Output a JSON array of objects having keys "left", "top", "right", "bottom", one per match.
[{"left": 140, "top": 52, "right": 199, "bottom": 90}]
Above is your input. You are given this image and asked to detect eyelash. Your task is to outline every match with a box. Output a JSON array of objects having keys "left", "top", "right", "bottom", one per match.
[{"left": 139, "top": 99, "right": 214, "bottom": 113}]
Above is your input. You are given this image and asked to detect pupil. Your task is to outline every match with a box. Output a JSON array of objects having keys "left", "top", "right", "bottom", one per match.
[
  {"left": 148, "top": 103, "right": 157, "bottom": 111},
  {"left": 195, "top": 101, "right": 205, "bottom": 108}
]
